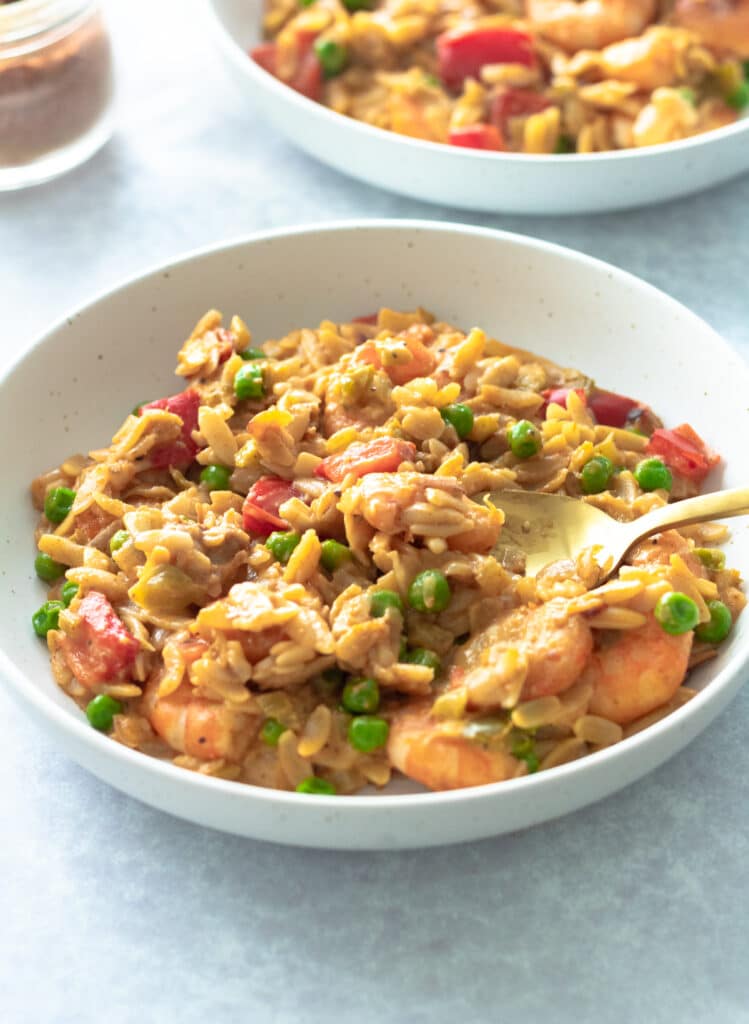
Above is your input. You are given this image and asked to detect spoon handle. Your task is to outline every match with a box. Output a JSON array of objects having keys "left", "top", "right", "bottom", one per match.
[{"left": 625, "top": 486, "right": 749, "bottom": 545}]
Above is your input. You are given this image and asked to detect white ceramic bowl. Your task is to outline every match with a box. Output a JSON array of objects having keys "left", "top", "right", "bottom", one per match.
[
  {"left": 205, "top": 0, "right": 749, "bottom": 215},
  {"left": 2, "top": 221, "right": 748, "bottom": 848}
]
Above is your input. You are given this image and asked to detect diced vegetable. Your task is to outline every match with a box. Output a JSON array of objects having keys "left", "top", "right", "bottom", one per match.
[
  {"left": 250, "top": 35, "right": 323, "bottom": 101},
  {"left": 341, "top": 677, "right": 380, "bottom": 714},
  {"left": 239, "top": 348, "right": 267, "bottom": 360},
  {"left": 448, "top": 124, "right": 504, "bottom": 151},
  {"left": 408, "top": 570, "right": 451, "bottom": 613},
  {"left": 86, "top": 694, "right": 123, "bottom": 732},
  {"left": 260, "top": 717, "right": 286, "bottom": 745},
  {"left": 645, "top": 424, "right": 719, "bottom": 484},
  {"left": 351, "top": 313, "right": 378, "bottom": 325},
  {"left": 490, "top": 88, "right": 550, "bottom": 137},
  {"left": 296, "top": 776, "right": 337, "bottom": 794},
  {"left": 402, "top": 647, "right": 441, "bottom": 675},
  {"left": 242, "top": 477, "right": 296, "bottom": 535},
  {"left": 44, "top": 486, "right": 76, "bottom": 524},
  {"left": 580, "top": 455, "right": 614, "bottom": 494},
  {"left": 200, "top": 464, "right": 233, "bottom": 491},
  {"left": 726, "top": 81, "right": 749, "bottom": 110},
  {"left": 35, "top": 552, "right": 65, "bottom": 583},
  {"left": 265, "top": 531, "right": 302, "bottom": 564},
  {"left": 541, "top": 387, "right": 586, "bottom": 414},
  {"left": 60, "top": 591, "right": 139, "bottom": 685},
  {"left": 370, "top": 589, "right": 404, "bottom": 618},
  {"left": 61, "top": 580, "right": 79, "bottom": 607},
  {"left": 437, "top": 26, "right": 534, "bottom": 91},
  {"left": 234, "top": 363, "right": 265, "bottom": 400},
  {"left": 142, "top": 389, "right": 201, "bottom": 469},
  {"left": 694, "top": 548, "right": 726, "bottom": 572},
  {"left": 695, "top": 600, "right": 732, "bottom": 644},
  {"left": 553, "top": 134, "right": 575, "bottom": 153},
  {"left": 109, "top": 530, "right": 130, "bottom": 553},
  {"left": 32, "top": 600, "right": 64, "bottom": 638},
  {"left": 315, "top": 438, "right": 417, "bottom": 482},
  {"left": 320, "top": 539, "right": 352, "bottom": 572},
  {"left": 654, "top": 592, "right": 699, "bottom": 635},
  {"left": 633, "top": 457, "right": 672, "bottom": 492},
  {"left": 507, "top": 419, "right": 541, "bottom": 459},
  {"left": 314, "top": 38, "right": 347, "bottom": 78},
  {"left": 587, "top": 388, "right": 646, "bottom": 429},
  {"left": 348, "top": 715, "right": 389, "bottom": 752}
]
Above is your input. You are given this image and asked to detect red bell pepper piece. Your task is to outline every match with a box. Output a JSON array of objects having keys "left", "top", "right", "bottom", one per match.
[
  {"left": 351, "top": 313, "right": 379, "bottom": 325},
  {"left": 61, "top": 591, "right": 139, "bottom": 686},
  {"left": 437, "top": 26, "right": 535, "bottom": 91},
  {"left": 142, "top": 389, "right": 201, "bottom": 469},
  {"left": 250, "top": 35, "right": 322, "bottom": 101},
  {"left": 448, "top": 124, "right": 505, "bottom": 151},
  {"left": 315, "top": 438, "right": 417, "bottom": 482},
  {"left": 646, "top": 424, "right": 719, "bottom": 483},
  {"left": 541, "top": 387, "right": 587, "bottom": 415},
  {"left": 242, "top": 476, "right": 297, "bottom": 535},
  {"left": 587, "top": 388, "right": 646, "bottom": 429},
  {"left": 490, "top": 88, "right": 551, "bottom": 136}
]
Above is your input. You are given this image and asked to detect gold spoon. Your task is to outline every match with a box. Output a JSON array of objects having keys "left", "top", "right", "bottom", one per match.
[{"left": 487, "top": 486, "right": 749, "bottom": 580}]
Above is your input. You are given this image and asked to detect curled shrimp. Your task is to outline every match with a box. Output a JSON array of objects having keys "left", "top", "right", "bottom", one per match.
[
  {"left": 340, "top": 472, "right": 503, "bottom": 553},
  {"left": 142, "top": 676, "right": 255, "bottom": 762},
  {"left": 526, "top": 0, "right": 657, "bottom": 52},
  {"left": 671, "top": 0, "right": 749, "bottom": 57},
  {"left": 566, "top": 27, "right": 699, "bottom": 90},
  {"left": 454, "top": 598, "right": 594, "bottom": 705},
  {"left": 583, "top": 614, "right": 692, "bottom": 725},
  {"left": 387, "top": 700, "right": 523, "bottom": 790}
]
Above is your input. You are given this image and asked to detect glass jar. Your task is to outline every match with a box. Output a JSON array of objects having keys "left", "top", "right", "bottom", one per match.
[{"left": 0, "top": 0, "right": 113, "bottom": 190}]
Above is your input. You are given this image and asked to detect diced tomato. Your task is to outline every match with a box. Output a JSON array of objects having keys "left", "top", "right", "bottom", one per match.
[
  {"left": 250, "top": 42, "right": 278, "bottom": 75},
  {"left": 352, "top": 313, "right": 379, "bottom": 325},
  {"left": 587, "top": 388, "right": 646, "bottom": 429},
  {"left": 142, "top": 389, "right": 201, "bottom": 469},
  {"left": 316, "top": 438, "right": 418, "bottom": 482},
  {"left": 448, "top": 124, "right": 505, "bottom": 151},
  {"left": 541, "top": 387, "right": 586, "bottom": 415},
  {"left": 353, "top": 335, "right": 437, "bottom": 386},
  {"left": 250, "top": 35, "right": 322, "bottom": 101},
  {"left": 60, "top": 591, "right": 139, "bottom": 687},
  {"left": 490, "top": 88, "right": 551, "bottom": 137},
  {"left": 242, "top": 476, "right": 297, "bottom": 535},
  {"left": 646, "top": 424, "right": 720, "bottom": 483},
  {"left": 436, "top": 26, "right": 535, "bottom": 91}
]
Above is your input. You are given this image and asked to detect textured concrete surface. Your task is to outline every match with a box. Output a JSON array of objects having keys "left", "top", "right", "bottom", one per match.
[{"left": 1, "top": 2, "right": 748, "bottom": 1021}]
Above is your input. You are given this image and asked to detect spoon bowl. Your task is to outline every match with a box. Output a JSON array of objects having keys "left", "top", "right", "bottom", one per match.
[{"left": 489, "top": 486, "right": 749, "bottom": 579}]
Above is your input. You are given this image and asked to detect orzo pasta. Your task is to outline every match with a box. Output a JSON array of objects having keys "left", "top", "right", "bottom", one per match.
[
  {"left": 30, "top": 306, "right": 744, "bottom": 793},
  {"left": 251, "top": 0, "right": 749, "bottom": 153}
]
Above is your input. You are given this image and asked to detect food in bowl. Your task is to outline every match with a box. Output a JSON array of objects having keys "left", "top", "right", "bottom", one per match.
[
  {"left": 250, "top": 0, "right": 749, "bottom": 153},
  {"left": 29, "top": 307, "right": 744, "bottom": 794}
]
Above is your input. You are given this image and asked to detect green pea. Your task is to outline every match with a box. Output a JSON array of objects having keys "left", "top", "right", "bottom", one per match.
[
  {"left": 265, "top": 531, "right": 301, "bottom": 564},
  {"left": 634, "top": 457, "right": 672, "bottom": 492},
  {"left": 35, "top": 552, "right": 66, "bottom": 583},
  {"left": 694, "top": 548, "right": 726, "bottom": 572},
  {"left": 695, "top": 600, "right": 732, "bottom": 644},
  {"left": 440, "top": 403, "right": 474, "bottom": 439},
  {"left": 408, "top": 570, "right": 451, "bottom": 613},
  {"left": 553, "top": 134, "right": 575, "bottom": 154},
  {"left": 342, "top": 0, "right": 374, "bottom": 9},
  {"left": 132, "top": 402, "right": 145, "bottom": 416},
  {"left": 32, "top": 600, "right": 64, "bottom": 638},
  {"left": 580, "top": 455, "right": 614, "bottom": 495},
  {"left": 296, "top": 776, "right": 337, "bottom": 795},
  {"left": 511, "top": 731, "right": 539, "bottom": 773},
  {"left": 348, "top": 715, "right": 389, "bottom": 753},
  {"left": 654, "top": 591, "right": 700, "bottom": 636},
  {"left": 370, "top": 589, "right": 404, "bottom": 619},
  {"left": 260, "top": 717, "right": 286, "bottom": 746},
  {"left": 726, "top": 81, "right": 749, "bottom": 110},
  {"left": 234, "top": 363, "right": 265, "bottom": 400},
  {"left": 109, "top": 530, "right": 129, "bottom": 553},
  {"left": 44, "top": 486, "right": 76, "bottom": 524},
  {"left": 677, "top": 86, "right": 697, "bottom": 106},
  {"left": 507, "top": 420, "right": 542, "bottom": 459},
  {"left": 403, "top": 647, "right": 442, "bottom": 676},
  {"left": 320, "top": 539, "right": 352, "bottom": 572},
  {"left": 341, "top": 677, "right": 380, "bottom": 714},
  {"left": 61, "top": 580, "right": 79, "bottom": 607},
  {"left": 314, "top": 38, "right": 347, "bottom": 78},
  {"left": 200, "top": 464, "right": 232, "bottom": 491},
  {"left": 239, "top": 347, "right": 267, "bottom": 360},
  {"left": 85, "top": 694, "right": 123, "bottom": 732}
]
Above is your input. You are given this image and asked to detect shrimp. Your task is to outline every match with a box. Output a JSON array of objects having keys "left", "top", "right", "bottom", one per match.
[
  {"left": 671, "top": 0, "right": 749, "bottom": 57},
  {"left": 583, "top": 614, "right": 692, "bottom": 725},
  {"left": 387, "top": 700, "right": 523, "bottom": 790},
  {"left": 340, "top": 471, "right": 503, "bottom": 553},
  {"left": 566, "top": 27, "right": 698, "bottom": 90},
  {"left": 142, "top": 676, "right": 256, "bottom": 762},
  {"left": 454, "top": 598, "right": 594, "bottom": 705},
  {"left": 526, "top": 0, "right": 657, "bottom": 52}
]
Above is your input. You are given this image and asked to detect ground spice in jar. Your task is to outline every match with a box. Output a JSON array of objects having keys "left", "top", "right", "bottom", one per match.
[{"left": 0, "top": 2, "right": 112, "bottom": 170}]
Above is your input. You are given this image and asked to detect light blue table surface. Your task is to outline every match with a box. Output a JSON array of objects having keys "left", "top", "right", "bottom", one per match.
[{"left": 2, "top": 2, "right": 748, "bottom": 1021}]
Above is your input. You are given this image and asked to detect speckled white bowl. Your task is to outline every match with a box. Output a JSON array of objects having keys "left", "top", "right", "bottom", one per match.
[
  {"left": 1, "top": 221, "right": 748, "bottom": 848},
  {"left": 205, "top": 0, "right": 749, "bottom": 214}
]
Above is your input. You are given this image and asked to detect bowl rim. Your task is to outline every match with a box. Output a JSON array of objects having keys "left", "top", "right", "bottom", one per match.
[
  {"left": 3, "top": 217, "right": 749, "bottom": 814},
  {"left": 203, "top": 0, "right": 749, "bottom": 168}
]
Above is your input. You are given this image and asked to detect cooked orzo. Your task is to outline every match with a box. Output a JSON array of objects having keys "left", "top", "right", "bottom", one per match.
[
  {"left": 30, "top": 306, "right": 744, "bottom": 793},
  {"left": 251, "top": 0, "right": 749, "bottom": 153}
]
